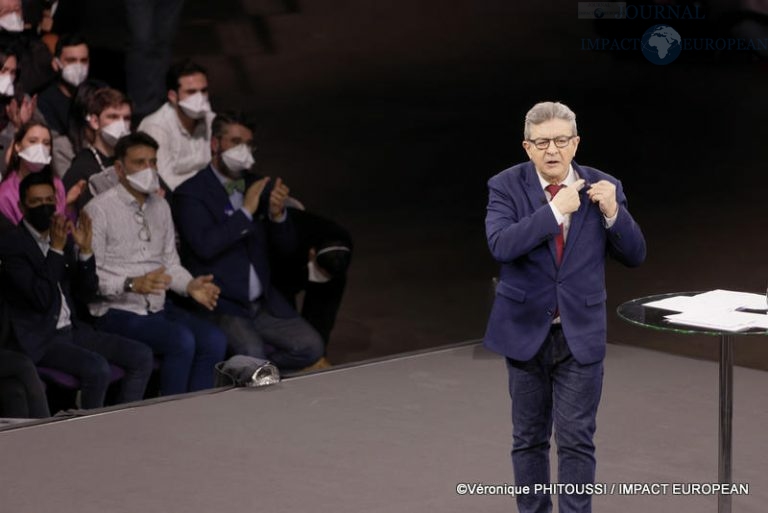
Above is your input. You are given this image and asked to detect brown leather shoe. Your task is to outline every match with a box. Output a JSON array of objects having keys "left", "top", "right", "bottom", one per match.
[{"left": 300, "top": 356, "right": 332, "bottom": 372}]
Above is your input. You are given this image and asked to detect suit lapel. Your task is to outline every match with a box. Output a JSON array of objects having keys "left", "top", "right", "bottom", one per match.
[
  {"left": 561, "top": 162, "right": 592, "bottom": 265},
  {"left": 521, "top": 163, "right": 560, "bottom": 266},
  {"left": 19, "top": 224, "right": 48, "bottom": 269},
  {"left": 201, "top": 166, "right": 231, "bottom": 217}
]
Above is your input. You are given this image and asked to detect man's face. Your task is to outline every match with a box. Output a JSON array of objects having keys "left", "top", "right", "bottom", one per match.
[
  {"left": 22, "top": 183, "right": 56, "bottom": 213},
  {"left": 214, "top": 123, "right": 254, "bottom": 154},
  {"left": 172, "top": 72, "right": 208, "bottom": 102},
  {"left": 0, "top": 0, "right": 21, "bottom": 17},
  {"left": 117, "top": 144, "right": 158, "bottom": 178},
  {"left": 213, "top": 122, "right": 255, "bottom": 177},
  {"left": 522, "top": 118, "right": 580, "bottom": 184},
  {"left": 92, "top": 103, "right": 132, "bottom": 130},
  {"left": 57, "top": 44, "right": 89, "bottom": 69}
]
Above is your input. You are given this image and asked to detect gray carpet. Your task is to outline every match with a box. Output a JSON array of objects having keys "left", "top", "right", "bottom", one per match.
[{"left": 1, "top": 343, "right": 766, "bottom": 512}]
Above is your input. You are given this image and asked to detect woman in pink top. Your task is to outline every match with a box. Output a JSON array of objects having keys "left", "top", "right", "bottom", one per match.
[{"left": 0, "top": 121, "right": 84, "bottom": 224}]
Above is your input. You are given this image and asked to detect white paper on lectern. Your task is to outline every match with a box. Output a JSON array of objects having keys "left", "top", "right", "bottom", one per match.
[
  {"left": 643, "top": 296, "right": 696, "bottom": 312},
  {"left": 644, "top": 289, "right": 768, "bottom": 330},
  {"left": 664, "top": 311, "right": 754, "bottom": 332},
  {"left": 688, "top": 289, "right": 767, "bottom": 311},
  {"left": 742, "top": 313, "right": 768, "bottom": 329}
]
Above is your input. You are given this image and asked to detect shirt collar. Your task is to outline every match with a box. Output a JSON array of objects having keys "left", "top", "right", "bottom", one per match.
[
  {"left": 116, "top": 183, "right": 147, "bottom": 209},
  {"left": 537, "top": 164, "right": 578, "bottom": 190},
  {"left": 210, "top": 163, "right": 231, "bottom": 188}
]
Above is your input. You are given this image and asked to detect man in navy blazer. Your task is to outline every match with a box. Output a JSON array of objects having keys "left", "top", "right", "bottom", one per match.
[
  {"left": 484, "top": 102, "right": 646, "bottom": 513},
  {"left": 0, "top": 171, "right": 153, "bottom": 409},
  {"left": 173, "top": 111, "right": 323, "bottom": 370}
]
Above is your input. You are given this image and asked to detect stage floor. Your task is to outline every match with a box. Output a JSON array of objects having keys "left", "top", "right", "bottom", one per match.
[{"left": 1, "top": 343, "right": 766, "bottom": 512}]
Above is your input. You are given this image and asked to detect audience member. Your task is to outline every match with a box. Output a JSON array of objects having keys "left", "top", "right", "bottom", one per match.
[
  {"left": 84, "top": 132, "right": 227, "bottom": 395},
  {"left": 0, "top": 170, "right": 153, "bottom": 408},
  {"left": 0, "top": 121, "right": 84, "bottom": 224},
  {"left": 138, "top": 59, "right": 214, "bottom": 192},
  {"left": 38, "top": 1, "right": 83, "bottom": 41},
  {"left": 53, "top": 78, "right": 108, "bottom": 176},
  {"left": 64, "top": 86, "right": 130, "bottom": 212},
  {"left": 173, "top": 112, "right": 323, "bottom": 371},
  {"left": 124, "top": 0, "right": 186, "bottom": 120},
  {"left": 0, "top": 348, "right": 49, "bottom": 418},
  {"left": 0, "top": 43, "right": 39, "bottom": 176},
  {"left": 0, "top": 0, "right": 56, "bottom": 94},
  {"left": 36, "top": 33, "right": 89, "bottom": 136}
]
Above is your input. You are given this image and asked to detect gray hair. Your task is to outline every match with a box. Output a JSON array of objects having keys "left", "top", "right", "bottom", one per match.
[{"left": 523, "top": 101, "right": 578, "bottom": 140}]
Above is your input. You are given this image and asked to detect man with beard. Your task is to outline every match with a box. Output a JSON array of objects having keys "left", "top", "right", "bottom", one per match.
[
  {"left": 172, "top": 111, "right": 324, "bottom": 371},
  {"left": 138, "top": 59, "right": 214, "bottom": 192},
  {"left": 36, "top": 33, "right": 89, "bottom": 137}
]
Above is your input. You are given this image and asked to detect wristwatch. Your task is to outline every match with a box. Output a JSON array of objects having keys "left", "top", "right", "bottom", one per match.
[{"left": 123, "top": 277, "right": 134, "bottom": 293}]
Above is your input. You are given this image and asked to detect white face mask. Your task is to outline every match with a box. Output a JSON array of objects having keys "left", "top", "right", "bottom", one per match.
[
  {"left": 0, "top": 73, "right": 13, "bottom": 97},
  {"left": 178, "top": 92, "right": 211, "bottom": 120},
  {"left": 60, "top": 62, "right": 88, "bottom": 87},
  {"left": 221, "top": 144, "right": 255, "bottom": 175},
  {"left": 0, "top": 12, "right": 24, "bottom": 33},
  {"left": 18, "top": 143, "right": 52, "bottom": 172},
  {"left": 126, "top": 167, "right": 159, "bottom": 194},
  {"left": 100, "top": 119, "right": 131, "bottom": 147}
]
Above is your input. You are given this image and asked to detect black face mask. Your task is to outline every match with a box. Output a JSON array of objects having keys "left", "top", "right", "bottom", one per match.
[{"left": 25, "top": 204, "right": 56, "bottom": 232}]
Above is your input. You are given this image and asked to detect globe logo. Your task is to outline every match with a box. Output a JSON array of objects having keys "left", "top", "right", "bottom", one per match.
[
  {"left": 594, "top": 8, "right": 604, "bottom": 19},
  {"left": 641, "top": 25, "right": 682, "bottom": 65}
]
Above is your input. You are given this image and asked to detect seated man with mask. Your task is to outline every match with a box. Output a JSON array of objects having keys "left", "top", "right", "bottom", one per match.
[
  {"left": 84, "top": 132, "right": 227, "bottom": 395},
  {"left": 37, "top": 33, "right": 89, "bottom": 137},
  {"left": 0, "top": 170, "right": 153, "bottom": 409},
  {"left": 173, "top": 111, "right": 324, "bottom": 371},
  {"left": 138, "top": 58, "right": 214, "bottom": 192},
  {"left": 63, "top": 87, "right": 131, "bottom": 213}
]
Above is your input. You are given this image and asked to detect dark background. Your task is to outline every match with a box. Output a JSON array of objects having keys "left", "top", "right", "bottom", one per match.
[{"left": 79, "top": 0, "right": 768, "bottom": 368}]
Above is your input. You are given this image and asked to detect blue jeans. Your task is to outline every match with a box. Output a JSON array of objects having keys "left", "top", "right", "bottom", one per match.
[
  {"left": 96, "top": 302, "right": 227, "bottom": 396},
  {"left": 505, "top": 326, "right": 603, "bottom": 513},
  {"left": 37, "top": 324, "right": 153, "bottom": 408},
  {"left": 208, "top": 304, "right": 324, "bottom": 370}
]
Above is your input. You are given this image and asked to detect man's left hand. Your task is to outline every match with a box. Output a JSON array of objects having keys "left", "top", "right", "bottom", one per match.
[
  {"left": 269, "top": 177, "right": 290, "bottom": 219},
  {"left": 587, "top": 180, "right": 618, "bottom": 217},
  {"left": 188, "top": 274, "right": 220, "bottom": 311}
]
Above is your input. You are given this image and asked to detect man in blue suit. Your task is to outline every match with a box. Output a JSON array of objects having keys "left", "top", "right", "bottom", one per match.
[
  {"left": 484, "top": 102, "right": 646, "bottom": 513},
  {"left": 173, "top": 111, "right": 323, "bottom": 371}
]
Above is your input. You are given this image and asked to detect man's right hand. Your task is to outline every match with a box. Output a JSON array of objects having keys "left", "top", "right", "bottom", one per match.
[
  {"left": 243, "top": 177, "right": 271, "bottom": 215},
  {"left": 131, "top": 266, "right": 172, "bottom": 295},
  {"left": 551, "top": 179, "right": 585, "bottom": 216}
]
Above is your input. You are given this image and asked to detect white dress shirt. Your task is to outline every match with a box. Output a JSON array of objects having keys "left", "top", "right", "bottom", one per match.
[
  {"left": 538, "top": 165, "right": 617, "bottom": 240},
  {"left": 138, "top": 103, "right": 215, "bottom": 191},
  {"left": 84, "top": 184, "right": 193, "bottom": 316}
]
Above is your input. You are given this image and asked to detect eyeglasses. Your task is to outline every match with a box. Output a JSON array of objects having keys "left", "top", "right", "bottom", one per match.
[
  {"left": 526, "top": 136, "right": 576, "bottom": 150},
  {"left": 134, "top": 210, "right": 151, "bottom": 242}
]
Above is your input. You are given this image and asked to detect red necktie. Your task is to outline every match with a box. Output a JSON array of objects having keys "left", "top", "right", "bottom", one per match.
[{"left": 545, "top": 184, "right": 564, "bottom": 266}]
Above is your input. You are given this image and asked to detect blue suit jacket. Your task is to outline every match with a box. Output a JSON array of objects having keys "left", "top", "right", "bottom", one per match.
[
  {"left": 0, "top": 224, "right": 98, "bottom": 362},
  {"left": 483, "top": 161, "right": 646, "bottom": 364},
  {"left": 172, "top": 165, "right": 298, "bottom": 318}
]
